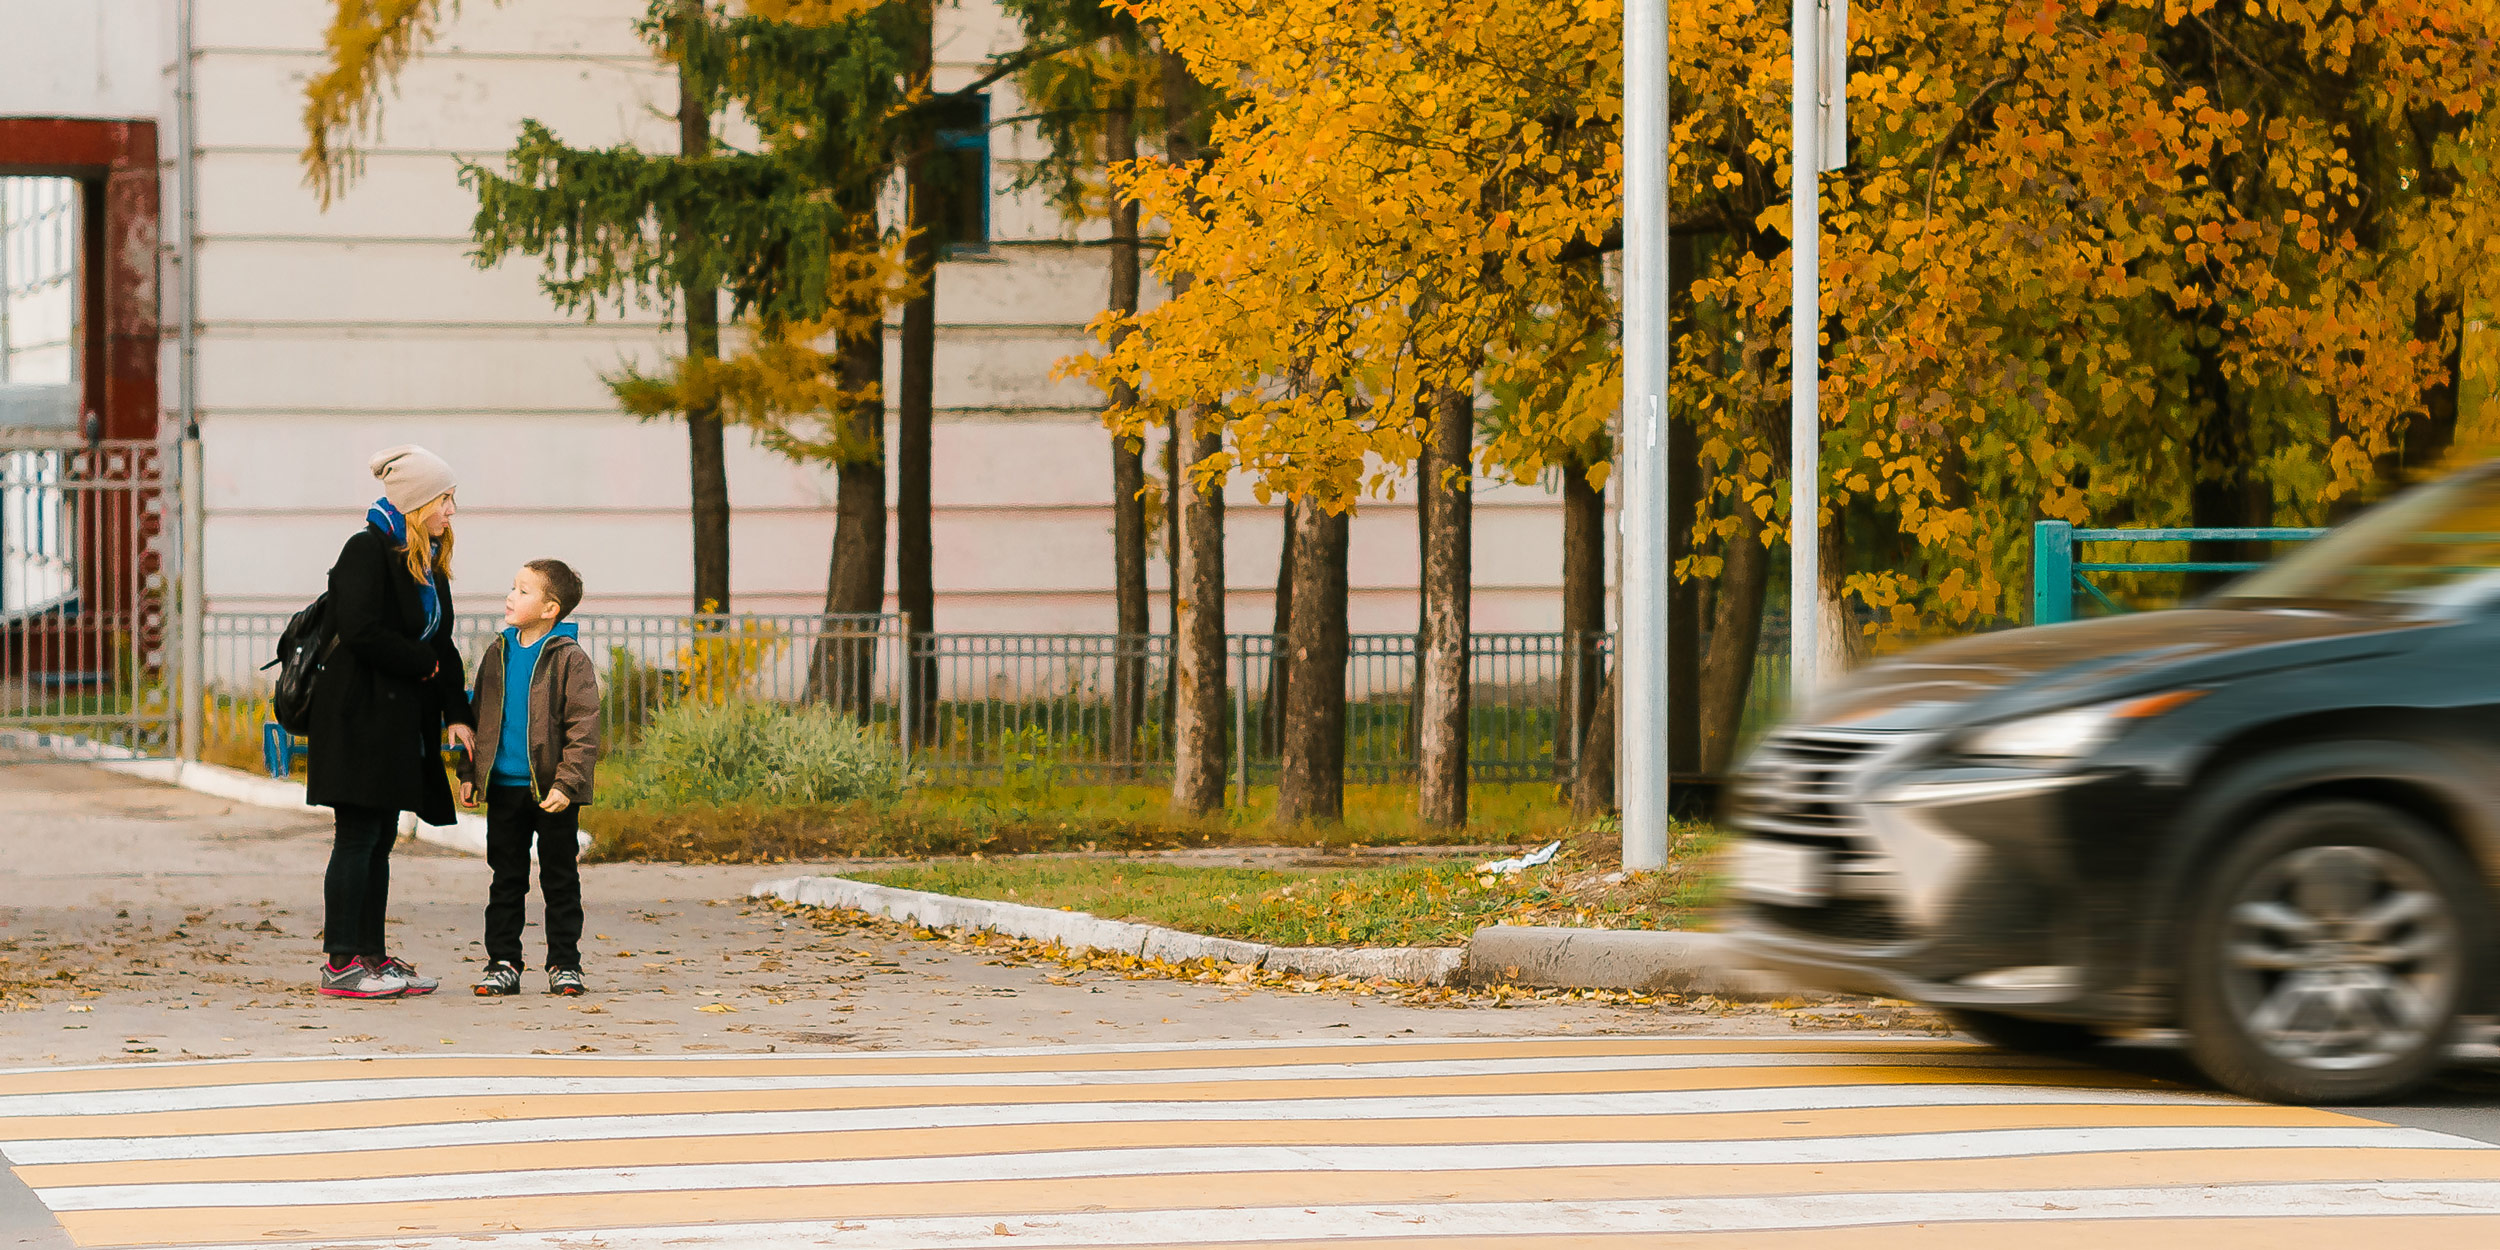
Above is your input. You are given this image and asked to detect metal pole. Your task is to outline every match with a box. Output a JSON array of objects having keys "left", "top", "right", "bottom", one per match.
[
  {"left": 2031, "top": 520, "right": 2074, "bottom": 625},
  {"left": 174, "top": 0, "right": 204, "bottom": 763},
  {"left": 1232, "top": 635, "right": 1249, "bottom": 806},
  {"left": 1788, "top": 0, "right": 1823, "bottom": 710},
  {"left": 1618, "top": 0, "right": 1670, "bottom": 871},
  {"left": 178, "top": 436, "right": 204, "bottom": 761},
  {"left": 896, "top": 620, "right": 914, "bottom": 762}
]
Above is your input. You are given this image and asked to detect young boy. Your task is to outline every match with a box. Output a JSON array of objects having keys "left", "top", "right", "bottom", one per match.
[{"left": 458, "top": 559, "right": 600, "bottom": 996}]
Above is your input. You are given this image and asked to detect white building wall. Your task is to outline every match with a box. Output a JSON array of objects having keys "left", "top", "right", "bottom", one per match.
[
  {"left": 7, "top": 0, "right": 1605, "bottom": 636},
  {"left": 0, "top": 0, "right": 168, "bottom": 122}
]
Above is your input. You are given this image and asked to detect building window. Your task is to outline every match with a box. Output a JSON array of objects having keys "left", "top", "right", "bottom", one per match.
[
  {"left": 928, "top": 94, "right": 990, "bottom": 253},
  {"left": 0, "top": 450, "right": 71, "bottom": 619},
  {"left": 0, "top": 176, "right": 82, "bottom": 619}
]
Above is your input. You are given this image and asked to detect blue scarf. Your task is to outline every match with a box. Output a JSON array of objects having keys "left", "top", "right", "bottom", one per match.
[{"left": 367, "top": 498, "right": 442, "bottom": 639}]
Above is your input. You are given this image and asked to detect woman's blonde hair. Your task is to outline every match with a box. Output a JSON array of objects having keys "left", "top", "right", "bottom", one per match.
[{"left": 400, "top": 494, "right": 456, "bottom": 588}]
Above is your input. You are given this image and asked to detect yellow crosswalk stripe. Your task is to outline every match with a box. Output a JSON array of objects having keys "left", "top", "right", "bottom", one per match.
[
  {"left": 0, "top": 1036, "right": 1981, "bottom": 1097},
  {"left": 0, "top": 1036, "right": 2490, "bottom": 1248}
]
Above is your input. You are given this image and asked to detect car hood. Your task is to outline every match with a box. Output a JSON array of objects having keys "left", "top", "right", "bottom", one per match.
[{"left": 1805, "top": 607, "right": 2433, "bottom": 732}]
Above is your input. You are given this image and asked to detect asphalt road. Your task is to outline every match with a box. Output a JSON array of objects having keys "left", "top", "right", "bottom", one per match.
[{"left": 4, "top": 761, "right": 2500, "bottom": 1247}]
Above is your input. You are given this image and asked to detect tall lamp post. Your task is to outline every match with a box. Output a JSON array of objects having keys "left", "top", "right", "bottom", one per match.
[
  {"left": 1618, "top": 0, "right": 1670, "bottom": 870},
  {"left": 1621, "top": 0, "right": 1844, "bottom": 871},
  {"left": 1790, "top": 0, "right": 1847, "bottom": 705}
]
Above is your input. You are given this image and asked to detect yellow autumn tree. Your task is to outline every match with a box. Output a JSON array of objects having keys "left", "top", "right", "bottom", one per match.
[{"left": 1100, "top": 0, "right": 2500, "bottom": 780}]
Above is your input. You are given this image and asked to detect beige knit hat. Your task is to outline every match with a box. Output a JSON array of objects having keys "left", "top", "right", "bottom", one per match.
[{"left": 369, "top": 445, "right": 456, "bottom": 515}]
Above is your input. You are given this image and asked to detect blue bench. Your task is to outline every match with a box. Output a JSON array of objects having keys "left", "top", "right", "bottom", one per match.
[{"left": 263, "top": 722, "right": 308, "bottom": 778}]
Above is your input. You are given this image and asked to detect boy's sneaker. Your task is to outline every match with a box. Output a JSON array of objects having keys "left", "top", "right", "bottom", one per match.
[
  {"left": 378, "top": 956, "right": 438, "bottom": 996},
  {"left": 548, "top": 967, "right": 585, "bottom": 996},
  {"left": 474, "top": 961, "right": 523, "bottom": 997},
  {"left": 318, "top": 958, "right": 410, "bottom": 999}
]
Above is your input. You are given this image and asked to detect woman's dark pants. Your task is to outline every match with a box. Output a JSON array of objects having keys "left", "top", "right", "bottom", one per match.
[{"left": 324, "top": 804, "right": 399, "bottom": 960}]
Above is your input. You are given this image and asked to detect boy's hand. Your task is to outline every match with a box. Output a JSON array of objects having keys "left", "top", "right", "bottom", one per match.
[
  {"left": 539, "top": 788, "right": 572, "bottom": 814},
  {"left": 457, "top": 781, "right": 477, "bottom": 808}
]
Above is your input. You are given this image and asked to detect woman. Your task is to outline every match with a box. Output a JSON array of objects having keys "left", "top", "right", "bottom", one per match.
[{"left": 305, "top": 445, "right": 477, "bottom": 998}]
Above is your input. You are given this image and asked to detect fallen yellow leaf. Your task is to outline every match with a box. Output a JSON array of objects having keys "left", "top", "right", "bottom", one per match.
[{"left": 697, "top": 1003, "right": 737, "bottom": 1014}]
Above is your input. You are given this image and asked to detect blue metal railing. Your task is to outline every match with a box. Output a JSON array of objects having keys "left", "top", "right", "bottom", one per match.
[{"left": 2032, "top": 521, "right": 2326, "bottom": 624}]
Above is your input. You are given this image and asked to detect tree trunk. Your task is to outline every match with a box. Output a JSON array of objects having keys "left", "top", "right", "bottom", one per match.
[
  {"left": 1170, "top": 413, "right": 1228, "bottom": 814},
  {"left": 678, "top": 59, "right": 729, "bottom": 615},
  {"left": 1698, "top": 508, "right": 1769, "bottom": 773},
  {"left": 1156, "top": 42, "right": 1200, "bottom": 767},
  {"left": 1159, "top": 423, "right": 1180, "bottom": 743},
  {"left": 896, "top": 0, "right": 938, "bottom": 740},
  {"left": 1416, "top": 387, "right": 1472, "bottom": 828},
  {"left": 2185, "top": 315, "right": 2263, "bottom": 595},
  {"left": 1402, "top": 424, "right": 1428, "bottom": 767},
  {"left": 814, "top": 324, "right": 887, "bottom": 719},
  {"left": 1279, "top": 500, "right": 1350, "bottom": 824},
  {"left": 1668, "top": 413, "right": 1701, "bottom": 775},
  {"left": 1105, "top": 96, "right": 1148, "bottom": 767},
  {"left": 1262, "top": 498, "right": 1296, "bottom": 758},
  {"left": 1571, "top": 665, "right": 1617, "bottom": 819},
  {"left": 1665, "top": 230, "right": 1704, "bottom": 777},
  {"left": 2406, "top": 294, "right": 2467, "bottom": 475},
  {"left": 1561, "top": 448, "right": 1605, "bottom": 786},
  {"left": 1813, "top": 517, "right": 1865, "bottom": 677}
]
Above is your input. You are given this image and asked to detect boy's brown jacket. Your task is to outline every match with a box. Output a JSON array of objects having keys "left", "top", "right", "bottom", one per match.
[{"left": 462, "top": 627, "right": 600, "bottom": 804}]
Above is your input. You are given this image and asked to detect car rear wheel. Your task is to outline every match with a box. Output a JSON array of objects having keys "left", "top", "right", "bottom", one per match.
[
  {"left": 2179, "top": 800, "right": 2484, "bottom": 1104},
  {"left": 1940, "top": 1009, "right": 2104, "bottom": 1055}
]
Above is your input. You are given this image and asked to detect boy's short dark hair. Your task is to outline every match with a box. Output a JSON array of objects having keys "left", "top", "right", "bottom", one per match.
[{"left": 526, "top": 559, "right": 584, "bottom": 620}]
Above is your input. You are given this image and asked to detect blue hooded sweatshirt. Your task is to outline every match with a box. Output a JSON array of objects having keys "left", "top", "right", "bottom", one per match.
[{"left": 491, "top": 620, "right": 581, "bottom": 788}]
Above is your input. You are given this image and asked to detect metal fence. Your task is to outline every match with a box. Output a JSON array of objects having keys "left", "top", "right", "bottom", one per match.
[
  {"left": 2031, "top": 520, "right": 2325, "bottom": 622},
  {"left": 196, "top": 613, "right": 1625, "bottom": 789},
  {"left": 907, "top": 631, "right": 1615, "bottom": 789},
  {"left": 198, "top": 611, "right": 906, "bottom": 772},
  {"left": 188, "top": 609, "right": 1808, "bottom": 790},
  {"left": 0, "top": 442, "right": 172, "bottom": 760}
]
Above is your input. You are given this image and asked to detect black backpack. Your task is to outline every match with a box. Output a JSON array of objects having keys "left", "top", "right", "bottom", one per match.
[{"left": 266, "top": 593, "right": 335, "bottom": 735}]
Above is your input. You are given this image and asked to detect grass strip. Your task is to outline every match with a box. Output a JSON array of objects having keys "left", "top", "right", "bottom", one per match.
[{"left": 846, "top": 827, "right": 1723, "bottom": 949}]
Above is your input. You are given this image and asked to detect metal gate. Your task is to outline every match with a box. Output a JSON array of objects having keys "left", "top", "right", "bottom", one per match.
[{"left": 0, "top": 439, "right": 172, "bottom": 760}]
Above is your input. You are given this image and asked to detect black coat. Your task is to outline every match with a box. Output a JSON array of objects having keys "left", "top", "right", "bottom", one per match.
[{"left": 305, "top": 525, "right": 474, "bottom": 826}]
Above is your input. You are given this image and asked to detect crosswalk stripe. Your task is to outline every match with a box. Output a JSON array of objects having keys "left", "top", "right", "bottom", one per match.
[
  {"left": 150, "top": 1189, "right": 2500, "bottom": 1250},
  {"left": 8, "top": 1101, "right": 2352, "bottom": 1184},
  {"left": 0, "top": 1063, "right": 2177, "bottom": 1142},
  {"left": 0, "top": 1049, "right": 2092, "bottom": 1119},
  {"left": 6, "top": 1037, "right": 2494, "bottom": 1248},
  {"left": 0, "top": 1035, "right": 1983, "bottom": 1095}
]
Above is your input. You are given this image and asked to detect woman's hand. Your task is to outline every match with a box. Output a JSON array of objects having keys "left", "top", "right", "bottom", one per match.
[
  {"left": 539, "top": 788, "right": 572, "bottom": 814},
  {"left": 447, "top": 723, "right": 475, "bottom": 753},
  {"left": 457, "top": 781, "right": 478, "bottom": 808}
]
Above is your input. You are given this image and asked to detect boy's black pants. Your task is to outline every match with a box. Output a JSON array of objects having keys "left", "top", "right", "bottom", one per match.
[{"left": 484, "top": 785, "right": 582, "bottom": 970}]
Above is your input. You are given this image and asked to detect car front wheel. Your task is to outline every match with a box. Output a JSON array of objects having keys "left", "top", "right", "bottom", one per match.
[{"left": 2179, "top": 800, "right": 2485, "bottom": 1104}]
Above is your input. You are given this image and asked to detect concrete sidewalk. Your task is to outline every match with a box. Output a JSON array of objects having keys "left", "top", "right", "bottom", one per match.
[{"left": 0, "top": 763, "right": 1933, "bottom": 1066}]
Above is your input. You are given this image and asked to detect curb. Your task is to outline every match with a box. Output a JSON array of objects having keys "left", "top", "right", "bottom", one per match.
[
  {"left": 1462, "top": 925, "right": 1802, "bottom": 999},
  {"left": 752, "top": 875, "right": 1469, "bottom": 986},
  {"left": 751, "top": 875, "right": 1802, "bottom": 995}
]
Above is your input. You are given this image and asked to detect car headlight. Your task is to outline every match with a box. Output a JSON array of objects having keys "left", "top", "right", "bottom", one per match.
[{"left": 1960, "top": 689, "right": 2206, "bottom": 762}]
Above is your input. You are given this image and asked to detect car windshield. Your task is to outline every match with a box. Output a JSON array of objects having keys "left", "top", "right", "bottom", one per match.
[{"left": 2217, "top": 468, "right": 2500, "bottom": 611}]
